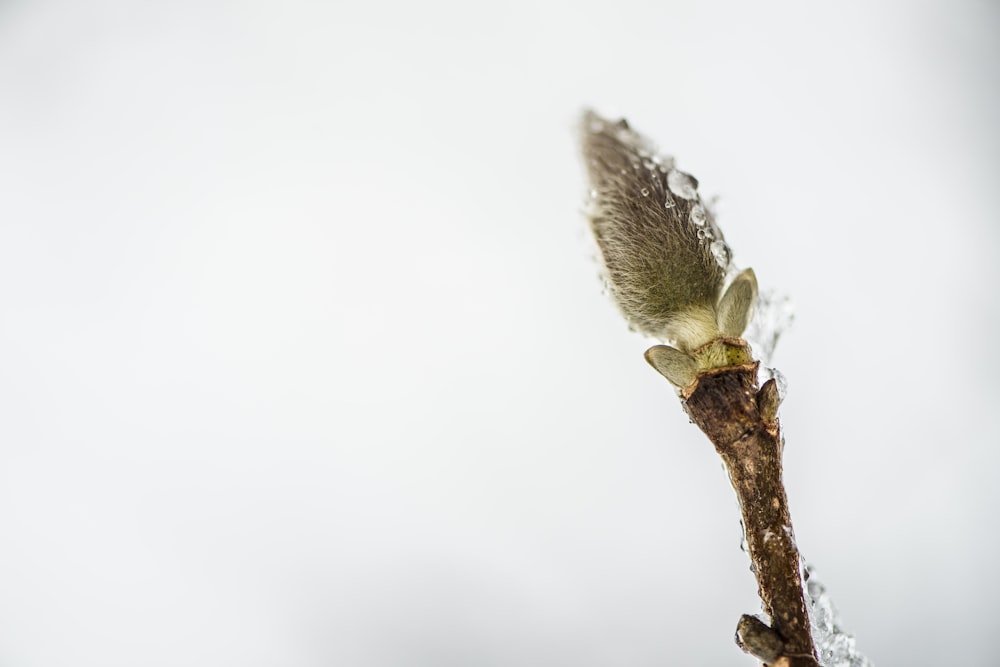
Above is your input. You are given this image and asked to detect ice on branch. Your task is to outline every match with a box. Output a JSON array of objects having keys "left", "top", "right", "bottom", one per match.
[
  {"left": 744, "top": 290, "right": 795, "bottom": 366},
  {"left": 804, "top": 566, "right": 874, "bottom": 667}
]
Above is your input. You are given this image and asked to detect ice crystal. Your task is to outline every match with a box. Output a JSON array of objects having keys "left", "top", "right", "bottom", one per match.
[
  {"left": 744, "top": 289, "right": 794, "bottom": 365},
  {"left": 804, "top": 565, "right": 874, "bottom": 667},
  {"left": 666, "top": 169, "right": 699, "bottom": 200}
]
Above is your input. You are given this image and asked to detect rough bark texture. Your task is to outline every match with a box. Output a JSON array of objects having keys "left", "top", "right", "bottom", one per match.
[{"left": 683, "top": 364, "right": 819, "bottom": 667}]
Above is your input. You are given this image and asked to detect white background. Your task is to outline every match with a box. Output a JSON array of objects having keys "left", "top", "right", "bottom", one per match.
[{"left": 1, "top": 1, "right": 998, "bottom": 665}]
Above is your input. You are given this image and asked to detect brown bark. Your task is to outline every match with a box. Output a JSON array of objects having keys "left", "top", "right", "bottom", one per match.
[{"left": 683, "top": 363, "right": 819, "bottom": 667}]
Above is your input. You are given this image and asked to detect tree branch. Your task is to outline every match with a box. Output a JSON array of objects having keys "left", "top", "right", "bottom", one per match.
[
  {"left": 578, "top": 109, "right": 820, "bottom": 664},
  {"left": 680, "top": 359, "right": 819, "bottom": 667}
]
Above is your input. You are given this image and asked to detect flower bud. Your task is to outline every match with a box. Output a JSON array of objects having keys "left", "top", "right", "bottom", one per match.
[{"left": 580, "top": 110, "right": 754, "bottom": 354}]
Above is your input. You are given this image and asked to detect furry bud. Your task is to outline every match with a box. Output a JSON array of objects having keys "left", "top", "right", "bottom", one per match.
[{"left": 580, "top": 110, "right": 751, "bottom": 352}]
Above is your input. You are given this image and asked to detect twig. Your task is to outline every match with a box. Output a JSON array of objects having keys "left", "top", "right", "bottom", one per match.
[
  {"left": 680, "top": 358, "right": 818, "bottom": 667},
  {"left": 578, "top": 110, "right": 819, "bottom": 665}
]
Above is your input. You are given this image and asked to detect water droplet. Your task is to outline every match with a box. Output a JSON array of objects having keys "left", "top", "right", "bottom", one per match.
[
  {"left": 640, "top": 187, "right": 650, "bottom": 196},
  {"left": 697, "top": 228, "right": 708, "bottom": 240},
  {"left": 710, "top": 239, "right": 731, "bottom": 268},
  {"left": 689, "top": 204, "right": 707, "bottom": 226},
  {"left": 666, "top": 169, "right": 699, "bottom": 200},
  {"left": 664, "top": 198, "right": 676, "bottom": 209}
]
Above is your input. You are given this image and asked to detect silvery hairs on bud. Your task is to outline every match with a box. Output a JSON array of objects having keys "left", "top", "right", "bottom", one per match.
[{"left": 580, "top": 110, "right": 746, "bottom": 353}]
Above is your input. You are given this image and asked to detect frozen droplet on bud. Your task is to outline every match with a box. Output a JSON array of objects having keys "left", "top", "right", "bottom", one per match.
[
  {"left": 664, "top": 198, "right": 676, "bottom": 209},
  {"left": 710, "top": 239, "right": 731, "bottom": 269},
  {"left": 613, "top": 120, "right": 632, "bottom": 142},
  {"left": 689, "top": 203, "right": 707, "bottom": 226},
  {"left": 697, "top": 228, "right": 708, "bottom": 240},
  {"left": 666, "top": 169, "right": 699, "bottom": 200},
  {"left": 640, "top": 187, "right": 650, "bottom": 196}
]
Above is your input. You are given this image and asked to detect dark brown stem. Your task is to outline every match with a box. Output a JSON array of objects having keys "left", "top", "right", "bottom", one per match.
[{"left": 683, "top": 363, "right": 819, "bottom": 667}]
